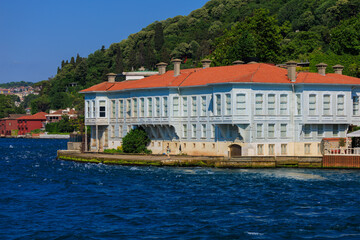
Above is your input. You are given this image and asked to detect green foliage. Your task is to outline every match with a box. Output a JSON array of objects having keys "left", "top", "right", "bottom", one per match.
[
  {"left": 24, "top": 0, "right": 360, "bottom": 114},
  {"left": 30, "top": 95, "right": 50, "bottom": 114},
  {"left": 45, "top": 115, "right": 77, "bottom": 134},
  {"left": 330, "top": 14, "right": 360, "bottom": 55},
  {"left": 122, "top": 127, "right": 151, "bottom": 154},
  {"left": 104, "top": 146, "right": 123, "bottom": 154},
  {"left": 0, "top": 81, "right": 33, "bottom": 88},
  {"left": 339, "top": 138, "right": 346, "bottom": 147},
  {"left": 0, "top": 95, "right": 25, "bottom": 118},
  {"left": 31, "top": 129, "right": 41, "bottom": 134}
]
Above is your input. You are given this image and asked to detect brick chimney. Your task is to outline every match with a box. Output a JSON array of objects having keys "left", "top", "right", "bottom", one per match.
[
  {"left": 233, "top": 60, "right": 244, "bottom": 65},
  {"left": 171, "top": 59, "right": 182, "bottom": 77},
  {"left": 333, "top": 64, "right": 344, "bottom": 75},
  {"left": 106, "top": 73, "right": 117, "bottom": 83},
  {"left": 316, "top": 63, "right": 327, "bottom": 76},
  {"left": 156, "top": 62, "right": 168, "bottom": 75},
  {"left": 286, "top": 61, "right": 297, "bottom": 82},
  {"left": 201, "top": 59, "right": 212, "bottom": 68}
]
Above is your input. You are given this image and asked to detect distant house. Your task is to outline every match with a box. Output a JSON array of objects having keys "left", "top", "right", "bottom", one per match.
[
  {"left": 0, "top": 114, "right": 27, "bottom": 136},
  {"left": 45, "top": 108, "right": 77, "bottom": 124},
  {"left": 0, "top": 88, "right": 11, "bottom": 95},
  {"left": 17, "top": 112, "right": 47, "bottom": 135}
]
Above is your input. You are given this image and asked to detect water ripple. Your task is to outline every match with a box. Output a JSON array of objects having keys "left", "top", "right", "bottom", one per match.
[{"left": 0, "top": 139, "right": 360, "bottom": 239}]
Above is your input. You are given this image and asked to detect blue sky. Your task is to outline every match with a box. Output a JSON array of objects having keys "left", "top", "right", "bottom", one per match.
[{"left": 0, "top": 0, "right": 209, "bottom": 83}]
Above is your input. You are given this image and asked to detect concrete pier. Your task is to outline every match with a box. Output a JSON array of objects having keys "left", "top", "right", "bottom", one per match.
[{"left": 57, "top": 150, "right": 324, "bottom": 168}]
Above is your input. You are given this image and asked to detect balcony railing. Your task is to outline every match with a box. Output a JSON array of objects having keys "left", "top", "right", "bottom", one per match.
[{"left": 324, "top": 148, "right": 360, "bottom": 155}]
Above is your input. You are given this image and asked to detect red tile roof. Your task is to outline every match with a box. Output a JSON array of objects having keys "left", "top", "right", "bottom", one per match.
[
  {"left": 17, "top": 112, "right": 47, "bottom": 120},
  {"left": 80, "top": 63, "right": 360, "bottom": 93}
]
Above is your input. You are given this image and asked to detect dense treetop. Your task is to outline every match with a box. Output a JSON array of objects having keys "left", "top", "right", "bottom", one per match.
[{"left": 24, "top": 0, "right": 360, "bottom": 113}]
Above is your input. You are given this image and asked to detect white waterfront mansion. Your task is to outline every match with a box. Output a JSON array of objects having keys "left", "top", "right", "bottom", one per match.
[{"left": 81, "top": 59, "right": 360, "bottom": 157}]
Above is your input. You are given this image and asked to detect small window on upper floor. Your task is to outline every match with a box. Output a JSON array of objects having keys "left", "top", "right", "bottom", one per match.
[{"left": 99, "top": 100, "right": 106, "bottom": 117}]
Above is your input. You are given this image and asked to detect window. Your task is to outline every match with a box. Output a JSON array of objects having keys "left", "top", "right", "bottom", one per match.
[
  {"left": 280, "top": 94, "right": 287, "bottom": 115},
  {"left": 140, "top": 98, "right": 145, "bottom": 117},
  {"left": 236, "top": 93, "right": 246, "bottom": 115},
  {"left": 318, "top": 125, "right": 324, "bottom": 136},
  {"left": 201, "top": 124, "right": 206, "bottom": 138},
  {"left": 163, "top": 97, "right": 168, "bottom": 117},
  {"left": 99, "top": 100, "right": 106, "bottom": 117},
  {"left": 111, "top": 100, "right": 116, "bottom": 118},
  {"left": 280, "top": 124, "right": 287, "bottom": 138},
  {"left": 337, "top": 95, "right": 344, "bottom": 115},
  {"left": 118, "top": 100, "right": 124, "bottom": 118},
  {"left": 182, "top": 97, "right": 188, "bottom": 116},
  {"left": 257, "top": 144, "right": 264, "bottom": 155},
  {"left": 268, "top": 124, "right": 275, "bottom": 138},
  {"left": 201, "top": 96, "right": 207, "bottom": 116},
  {"left": 155, "top": 97, "right": 160, "bottom": 117},
  {"left": 92, "top": 100, "right": 96, "bottom": 118},
  {"left": 126, "top": 99, "right": 131, "bottom": 118},
  {"left": 191, "top": 124, "right": 196, "bottom": 138},
  {"left": 86, "top": 101, "right": 90, "bottom": 118},
  {"left": 211, "top": 125, "right": 215, "bottom": 138},
  {"left": 269, "top": 144, "right": 275, "bottom": 155},
  {"left": 183, "top": 124, "right": 188, "bottom": 138},
  {"left": 353, "top": 96, "right": 359, "bottom": 115},
  {"left": 173, "top": 97, "right": 179, "bottom": 116},
  {"left": 309, "top": 94, "right": 316, "bottom": 115},
  {"left": 225, "top": 94, "right": 231, "bottom": 115},
  {"left": 281, "top": 144, "right": 287, "bottom": 155},
  {"left": 215, "top": 94, "right": 221, "bottom": 115},
  {"left": 119, "top": 125, "right": 123, "bottom": 138},
  {"left": 133, "top": 98, "right": 138, "bottom": 117},
  {"left": 255, "top": 94, "right": 263, "bottom": 115},
  {"left": 304, "top": 144, "right": 311, "bottom": 155},
  {"left": 323, "top": 95, "right": 330, "bottom": 115},
  {"left": 296, "top": 94, "right": 301, "bottom": 115},
  {"left": 268, "top": 94, "right": 275, "bottom": 115},
  {"left": 257, "top": 124, "right": 263, "bottom": 138},
  {"left": 191, "top": 96, "right": 197, "bottom": 116},
  {"left": 304, "top": 125, "right": 311, "bottom": 137},
  {"left": 333, "top": 124, "right": 339, "bottom": 136},
  {"left": 148, "top": 98, "right": 153, "bottom": 117}
]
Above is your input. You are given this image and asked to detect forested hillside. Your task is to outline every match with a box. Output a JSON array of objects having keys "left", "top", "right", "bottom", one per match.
[{"left": 30, "top": 0, "right": 360, "bottom": 113}]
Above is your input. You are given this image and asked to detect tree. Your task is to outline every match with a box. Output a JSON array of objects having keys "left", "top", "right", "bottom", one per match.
[
  {"left": 30, "top": 95, "right": 50, "bottom": 114},
  {"left": 70, "top": 56, "right": 75, "bottom": 65},
  {"left": 330, "top": 14, "right": 360, "bottom": 55},
  {"left": 154, "top": 22, "right": 165, "bottom": 52},
  {"left": 122, "top": 127, "right": 151, "bottom": 153},
  {"left": 114, "top": 46, "right": 124, "bottom": 74}
]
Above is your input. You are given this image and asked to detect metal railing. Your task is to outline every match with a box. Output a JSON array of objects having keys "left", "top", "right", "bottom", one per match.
[{"left": 324, "top": 148, "right": 360, "bottom": 155}]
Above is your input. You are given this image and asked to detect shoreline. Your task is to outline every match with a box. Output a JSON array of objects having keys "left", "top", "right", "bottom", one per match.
[
  {"left": 57, "top": 150, "right": 332, "bottom": 168},
  {"left": 57, "top": 150, "right": 360, "bottom": 169}
]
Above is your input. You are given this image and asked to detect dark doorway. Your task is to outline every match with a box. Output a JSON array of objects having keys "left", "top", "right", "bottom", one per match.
[{"left": 230, "top": 144, "right": 242, "bottom": 157}]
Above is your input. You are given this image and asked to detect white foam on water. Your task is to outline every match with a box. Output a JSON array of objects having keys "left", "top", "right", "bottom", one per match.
[
  {"left": 9, "top": 145, "right": 13, "bottom": 149},
  {"left": 267, "top": 171, "right": 326, "bottom": 181},
  {"left": 246, "top": 232, "right": 264, "bottom": 236}
]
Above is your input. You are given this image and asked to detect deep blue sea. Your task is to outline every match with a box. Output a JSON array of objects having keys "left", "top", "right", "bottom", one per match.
[{"left": 0, "top": 138, "right": 360, "bottom": 239}]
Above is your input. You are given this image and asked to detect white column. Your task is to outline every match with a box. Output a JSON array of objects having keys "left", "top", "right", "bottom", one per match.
[{"left": 96, "top": 125, "right": 99, "bottom": 152}]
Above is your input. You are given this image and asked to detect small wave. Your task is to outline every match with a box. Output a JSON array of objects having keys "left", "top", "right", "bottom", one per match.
[
  {"left": 9, "top": 145, "right": 13, "bottom": 149},
  {"left": 246, "top": 232, "right": 264, "bottom": 236},
  {"left": 267, "top": 171, "right": 326, "bottom": 181}
]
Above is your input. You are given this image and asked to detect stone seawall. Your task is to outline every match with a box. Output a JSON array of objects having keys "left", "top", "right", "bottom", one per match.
[{"left": 57, "top": 150, "right": 325, "bottom": 168}]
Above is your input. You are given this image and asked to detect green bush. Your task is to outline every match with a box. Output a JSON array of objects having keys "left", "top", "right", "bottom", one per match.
[{"left": 122, "top": 127, "right": 151, "bottom": 154}]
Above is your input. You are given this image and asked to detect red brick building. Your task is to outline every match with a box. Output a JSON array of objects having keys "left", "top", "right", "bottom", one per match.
[
  {"left": 0, "top": 114, "right": 27, "bottom": 136},
  {"left": 17, "top": 112, "right": 47, "bottom": 135}
]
